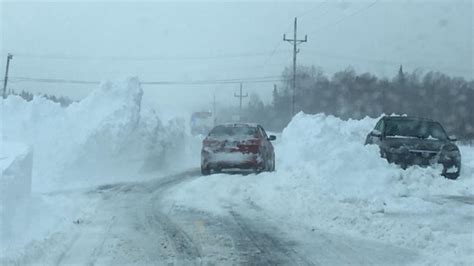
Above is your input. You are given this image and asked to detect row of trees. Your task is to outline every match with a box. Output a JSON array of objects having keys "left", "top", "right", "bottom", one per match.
[
  {"left": 241, "top": 66, "right": 474, "bottom": 140},
  {"left": 9, "top": 90, "right": 74, "bottom": 107}
]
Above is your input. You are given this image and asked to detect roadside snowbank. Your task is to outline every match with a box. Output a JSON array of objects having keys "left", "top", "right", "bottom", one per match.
[
  {"left": 0, "top": 141, "right": 33, "bottom": 241},
  {"left": 164, "top": 112, "right": 474, "bottom": 265},
  {"left": 278, "top": 113, "right": 473, "bottom": 199},
  {"left": 0, "top": 77, "right": 189, "bottom": 255},
  {"left": 1, "top": 77, "right": 185, "bottom": 192}
]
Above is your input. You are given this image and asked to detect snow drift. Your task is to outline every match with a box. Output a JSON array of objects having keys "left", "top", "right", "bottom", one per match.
[
  {"left": 0, "top": 142, "right": 32, "bottom": 201},
  {"left": 164, "top": 112, "right": 474, "bottom": 265},
  {"left": 0, "top": 77, "right": 190, "bottom": 253},
  {"left": 1, "top": 77, "right": 186, "bottom": 192},
  {"left": 278, "top": 113, "right": 473, "bottom": 199},
  {"left": 0, "top": 141, "right": 33, "bottom": 240}
]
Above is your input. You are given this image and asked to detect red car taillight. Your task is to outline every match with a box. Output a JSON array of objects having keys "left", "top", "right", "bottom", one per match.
[
  {"left": 203, "top": 138, "right": 220, "bottom": 151},
  {"left": 239, "top": 138, "right": 261, "bottom": 153}
]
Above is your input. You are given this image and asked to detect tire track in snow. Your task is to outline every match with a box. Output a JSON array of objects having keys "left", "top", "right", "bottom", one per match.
[
  {"left": 229, "top": 210, "right": 315, "bottom": 266},
  {"left": 54, "top": 228, "right": 82, "bottom": 266},
  {"left": 150, "top": 210, "right": 203, "bottom": 264},
  {"left": 147, "top": 168, "right": 203, "bottom": 265},
  {"left": 87, "top": 215, "right": 117, "bottom": 266}
]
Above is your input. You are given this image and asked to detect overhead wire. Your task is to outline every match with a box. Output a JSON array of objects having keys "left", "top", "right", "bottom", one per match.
[
  {"left": 259, "top": 0, "right": 380, "bottom": 73},
  {"left": 259, "top": 1, "right": 332, "bottom": 71},
  {"left": 261, "top": 0, "right": 333, "bottom": 70},
  {"left": 296, "top": 0, "right": 331, "bottom": 20},
  {"left": 9, "top": 75, "right": 289, "bottom": 86},
  {"left": 7, "top": 51, "right": 288, "bottom": 61},
  {"left": 306, "top": 0, "right": 379, "bottom": 35}
]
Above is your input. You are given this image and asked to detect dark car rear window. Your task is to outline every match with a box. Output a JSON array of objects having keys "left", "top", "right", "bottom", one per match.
[
  {"left": 192, "top": 112, "right": 212, "bottom": 119},
  {"left": 385, "top": 119, "right": 448, "bottom": 140},
  {"left": 209, "top": 125, "right": 257, "bottom": 137}
]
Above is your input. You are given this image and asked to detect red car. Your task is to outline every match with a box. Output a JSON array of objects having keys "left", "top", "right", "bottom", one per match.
[{"left": 201, "top": 123, "right": 276, "bottom": 175}]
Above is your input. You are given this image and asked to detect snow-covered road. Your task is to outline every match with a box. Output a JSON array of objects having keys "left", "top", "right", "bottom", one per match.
[
  {"left": 2, "top": 79, "right": 472, "bottom": 265},
  {"left": 2, "top": 168, "right": 426, "bottom": 265}
]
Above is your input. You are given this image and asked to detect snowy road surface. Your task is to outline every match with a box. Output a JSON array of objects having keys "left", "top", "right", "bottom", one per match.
[
  {"left": 2, "top": 85, "right": 473, "bottom": 265},
  {"left": 2, "top": 169, "right": 424, "bottom": 265}
]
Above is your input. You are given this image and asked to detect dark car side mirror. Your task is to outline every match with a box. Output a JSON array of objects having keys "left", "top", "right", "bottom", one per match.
[
  {"left": 448, "top": 135, "right": 457, "bottom": 142},
  {"left": 268, "top": 135, "right": 276, "bottom": 141}
]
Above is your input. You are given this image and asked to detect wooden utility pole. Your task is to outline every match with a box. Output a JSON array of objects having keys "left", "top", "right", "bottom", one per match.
[
  {"left": 284, "top": 17, "right": 307, "bottom": 116},
  {"left": 212, "top": 93, "right": 217, "bottom": 126},
  {"left": 234, "top": 83, "right": 248, "bottom": 122},
  {"left": 2, "top": 53, "right": 13, "bottom": 99}
]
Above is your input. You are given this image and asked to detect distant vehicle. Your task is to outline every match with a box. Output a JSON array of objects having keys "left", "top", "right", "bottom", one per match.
[
  {"left": 365, "top": 116, "right": 461, "bottom": 179},
  {"left": 201, "top": 123, "right": 276, "bottom": 175},
  {"left": 190, "top": 111, "right": 214, "bottom": 136}
]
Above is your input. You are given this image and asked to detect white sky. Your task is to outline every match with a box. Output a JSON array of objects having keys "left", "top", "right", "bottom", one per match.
[{"left": 1, "top": 0, "right": 472, "bottom": 112}]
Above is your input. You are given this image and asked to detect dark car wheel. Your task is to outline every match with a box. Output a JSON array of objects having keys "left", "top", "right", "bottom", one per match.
[
  {"left": 442, "top": 164, "right": 461, "bottom": 180},
  {"left": 263, "top": 155, "right": 275, "bottom": 172},
  {"left": 443, "top": 173, "right": 460, "bottom": 180},
  {"left": 267, "top": 156, "right": 275, "bottom": 172},
  {"left": 201, "top": 165, "right": 211, "bottom": 176}
]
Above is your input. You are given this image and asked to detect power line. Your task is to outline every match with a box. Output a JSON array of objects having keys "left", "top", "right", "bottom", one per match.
[
  {"left": 141, "top": 79, "right": 287, "bottom": 85},
  {"left": 296, "top": 0, "right": 331, "bottom": 19},
  {"left": 9, "top": 76, "right": 289, "bottom": 86},
  {"left": 302, "top": 50, "right": 473, "bottom": 74},
  {"left": 6, "top": 51, "right": 288, "bottom": 62},
  {"left": 307, "top": 0, "right": 379, "bottom": 35},
  {"left": 261, "top": 22, "right": 294, "bottom": 70},
  {"left": 262, "top": 1, "right": 377, "bottom": 71},
  {"left": 11, "top": 77, "right": 99, "bottom": 85},
  {"left": 260, "top": 0, "right": 330, "bottom": 70}
]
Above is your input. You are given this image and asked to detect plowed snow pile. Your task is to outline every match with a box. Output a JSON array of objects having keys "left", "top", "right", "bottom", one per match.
[
  {"left": 165, "top": 112, "right": 474, "bottom": 265},
  {"left": 1, "top": 77, "right": 185, "bottom": 191},
  {"left": 1, "top": 77, "right": 189, "bottom": 252},
  {"left": 278, "top": 113, "right": 473, "bottom": 199}
]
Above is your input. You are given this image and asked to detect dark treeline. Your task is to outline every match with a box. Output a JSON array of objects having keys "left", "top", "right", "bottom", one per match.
[
  {"left": 9, "top": 89, "right": 74, "bottom": 107},
  {"left": 240, "top": 66, "right": 474, "bottom": 140}
]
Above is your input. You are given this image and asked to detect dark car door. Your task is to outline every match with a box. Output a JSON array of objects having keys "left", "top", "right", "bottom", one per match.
[
  {"left": 366, "top": 119, "right": 384, "bottom": 145},
  {"left": 258, "top": 125, "right": 274, "bottom": 159}
]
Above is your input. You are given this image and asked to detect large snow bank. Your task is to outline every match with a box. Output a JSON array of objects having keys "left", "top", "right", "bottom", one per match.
[
  {"left": 164, "top": 112, "right": 474, "bottom": 265},
  {"left": 0, "top": 141, "right": 33, "bottom": 239},
  {"left": 0, "top": 141, "right": 32, "bottom": 200},
  {"left": 1, "top": 77, "right": 186, "bottom": 191},
  {"left": 0, "top": 77, "right": 189, "bottom": 254},
  {"left": 278, "top": 113, "right": 473, "bottom": 200}
]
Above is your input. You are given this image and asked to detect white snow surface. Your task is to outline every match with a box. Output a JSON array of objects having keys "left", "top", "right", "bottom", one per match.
[
  {"left": 0, "top": 78, "right": 191, "bottom": 253},
  {"left": 0, "top": 141, "right": 33, "bottom": 243},
  {"left": 1, "top": 77, "right": 187, "bottom": 192},
  {"left": 0, "top": 142, "right": 31, "bottom": 174},
  {"left": 164, "top": 112, "right": 474, "bottom": 265},
  {"left": 1, "top": 85, "right": 473, "bottom": 265}
]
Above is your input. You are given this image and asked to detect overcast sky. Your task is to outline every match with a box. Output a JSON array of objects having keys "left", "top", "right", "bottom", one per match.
[{"left": 1, "top": 0, "right": 472, "bottom": 112}]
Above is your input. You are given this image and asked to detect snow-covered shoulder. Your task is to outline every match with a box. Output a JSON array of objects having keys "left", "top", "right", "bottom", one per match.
[{"left": 163, "top": 112, "right": 474, "bottom": 265}]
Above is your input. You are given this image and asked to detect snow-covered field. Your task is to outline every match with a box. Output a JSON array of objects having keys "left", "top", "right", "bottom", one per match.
[{"left": 1, "top": 79, "right": 473, "bottom": 265}]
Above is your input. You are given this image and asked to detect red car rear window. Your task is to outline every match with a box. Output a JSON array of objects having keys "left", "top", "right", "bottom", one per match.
[{"left": 209, "top": 126, "right": 257, "bottom": 137}]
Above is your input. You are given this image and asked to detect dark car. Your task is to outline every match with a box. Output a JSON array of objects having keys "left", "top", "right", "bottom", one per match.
[
  {"left": 201, "top": 123, "right": 276, "bottom": 175},
  {"left": 190, "top": 111, "right": 214, "bottom": 136},
  {"left": 365, "top": 116, "right": 461, "bottom": 179}
]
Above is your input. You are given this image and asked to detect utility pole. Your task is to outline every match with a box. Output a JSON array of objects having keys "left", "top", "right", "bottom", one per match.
[
  {"left": 234, "top": 82, "right": 248, "bottom": 122},
  {"left": 212, "top": 93, "right": 217, "bottom": 126},
  {"left": 284, "top": 17, "right": 307, "bottom": 116},
  {"left": 2, "top": 53, "right": 13, "bottom": 99}
]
